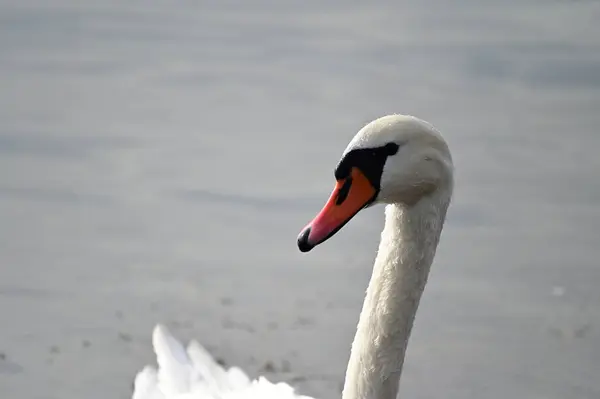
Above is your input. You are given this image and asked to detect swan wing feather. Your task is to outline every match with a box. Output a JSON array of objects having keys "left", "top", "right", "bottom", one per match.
[{"left": 132, "top": 324, "right": 315, "bottom": 399}]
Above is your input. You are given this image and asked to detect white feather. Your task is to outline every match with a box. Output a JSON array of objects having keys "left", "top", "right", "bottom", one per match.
[{"left": 132, "top": 324, "right": 315, "bottom": 399}]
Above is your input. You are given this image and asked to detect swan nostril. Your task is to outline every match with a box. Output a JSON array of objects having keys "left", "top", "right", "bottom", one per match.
[
  {"left": 297, "top": 227, "right": 314, "bottom": 252},
  {"left": 336, "top": 177, "right": 353, "bottom": 205}
]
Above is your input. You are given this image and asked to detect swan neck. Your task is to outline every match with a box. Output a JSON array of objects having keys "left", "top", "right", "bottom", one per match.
[{"left": 342, "top": 195, "right": 449, "bottom": 399}]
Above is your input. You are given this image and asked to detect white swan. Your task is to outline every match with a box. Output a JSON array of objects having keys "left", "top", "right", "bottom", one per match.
[{"left": 132, "top": 114, "right": 453, "bottom": 399}]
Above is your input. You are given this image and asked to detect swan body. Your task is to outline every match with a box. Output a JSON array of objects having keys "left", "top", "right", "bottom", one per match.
[{"left": 132, "top": 114, "right": 453, "bottom": 399}]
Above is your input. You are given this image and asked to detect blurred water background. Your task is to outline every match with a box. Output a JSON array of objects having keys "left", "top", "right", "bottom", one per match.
[{"left": 0, "top": 1, "right": 599, "bottom": 398}]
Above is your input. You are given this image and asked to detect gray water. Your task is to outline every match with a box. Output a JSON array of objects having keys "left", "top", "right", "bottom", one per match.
[{"left": 1, "top": 1, "right": 599, "bottom": 398}]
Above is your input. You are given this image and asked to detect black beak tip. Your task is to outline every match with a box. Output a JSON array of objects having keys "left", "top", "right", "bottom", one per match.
[{"left": 297, "top": 227, "right": 314, "bottom": 253}]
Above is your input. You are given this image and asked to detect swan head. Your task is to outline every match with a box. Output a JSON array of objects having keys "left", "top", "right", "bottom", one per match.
[{"left": 297, "top": 114, "right": 453, "bottom": 252}]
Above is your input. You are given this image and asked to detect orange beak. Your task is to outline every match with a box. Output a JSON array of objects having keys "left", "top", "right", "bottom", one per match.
[{"left": 298, "top": 167, "right": 377, "bottom": 252}]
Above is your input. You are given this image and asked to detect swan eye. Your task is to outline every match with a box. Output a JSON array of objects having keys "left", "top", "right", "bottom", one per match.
[{"left": 385, "top": 142, "right": 400, "bottom": 155}]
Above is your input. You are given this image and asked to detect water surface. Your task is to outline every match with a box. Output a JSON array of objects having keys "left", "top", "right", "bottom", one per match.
[{"left": 0, "top": 1, "right": 599, "bottom": 398}]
